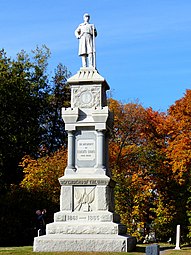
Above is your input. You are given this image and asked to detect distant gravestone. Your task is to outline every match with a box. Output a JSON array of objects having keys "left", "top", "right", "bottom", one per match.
[{"left": 146, "top": 244, "right": 160, "bottom": 255}]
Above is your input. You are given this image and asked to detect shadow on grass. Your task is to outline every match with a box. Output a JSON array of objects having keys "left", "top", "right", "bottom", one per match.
[
  {"left": 160, "top": 246, "right": 174, "bottom": 252},
  {"left": 135, "top": 246, "right": 146, "bottom": 253}
]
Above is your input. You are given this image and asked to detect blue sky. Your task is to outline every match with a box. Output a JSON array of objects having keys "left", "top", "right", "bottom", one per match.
[{"left": 1, "top": 0, "right": 191, "bottom": 112}]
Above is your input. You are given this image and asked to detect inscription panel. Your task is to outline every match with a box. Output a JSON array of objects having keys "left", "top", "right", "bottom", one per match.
[
  {"left": 75, "top": 130, "right": 96, "bottom": 168},
  {"left": 77, "top": 139, "right": 95, "bottom": 161},
  {"left": 54, "top": 212, "right": 114, "bottom": 222},
  {"left": 59, "top": 179, "right": 109, "bottom": 186},
  {"left": 66, "top": 215, "right": 100, "bottom": 221}
]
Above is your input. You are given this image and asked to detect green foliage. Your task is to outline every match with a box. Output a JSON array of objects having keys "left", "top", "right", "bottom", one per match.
[
  {"left": 41, "top": 63, "right": 71, "bottom": 153},
  {"left": 0, "top": 47, "right": 71, "bottom": 191}
]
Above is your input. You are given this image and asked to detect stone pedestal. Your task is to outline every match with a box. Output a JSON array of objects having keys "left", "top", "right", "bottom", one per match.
[{"left": 33, "top": 68, "right": 136, "bottom": 252}]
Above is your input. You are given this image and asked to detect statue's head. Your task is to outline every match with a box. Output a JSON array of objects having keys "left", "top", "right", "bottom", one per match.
[{"left": 83, "top": 13, "right": 90, "bottom": 22}]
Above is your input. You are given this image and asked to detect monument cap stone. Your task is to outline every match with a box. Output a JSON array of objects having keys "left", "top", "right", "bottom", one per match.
[{"left": 67, "top": 67, "right": 110, "bottom": 90}]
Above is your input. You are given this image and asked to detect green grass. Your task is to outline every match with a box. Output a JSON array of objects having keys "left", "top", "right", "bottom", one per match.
[
  {"left": 163, "top": 247, "right": 191, "bottom": 255},
  {"left": 0, "top": 244, "right": 190, "bottom": 255}
]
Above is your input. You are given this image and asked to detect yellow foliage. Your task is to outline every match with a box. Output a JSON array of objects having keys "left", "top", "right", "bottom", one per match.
[{"left": 20, "top": 147, "right": 67, "bottom": 203}]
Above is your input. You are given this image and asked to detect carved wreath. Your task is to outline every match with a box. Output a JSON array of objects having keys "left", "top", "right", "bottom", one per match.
[{"left": 73, "top": 86, "right": 100, "bottom": 108}]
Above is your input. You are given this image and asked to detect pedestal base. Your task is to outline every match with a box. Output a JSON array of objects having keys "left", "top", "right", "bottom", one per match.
[{"left": 33, "top": 234, "right": 136, "bottom": 252}]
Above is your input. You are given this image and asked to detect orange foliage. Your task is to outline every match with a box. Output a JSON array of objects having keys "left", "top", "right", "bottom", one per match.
[
  {"left": 108, "top": 99, "right": 168, "bottom": 239},
  {"left": 20, "top": 147, "right": 67, "bottom": 203},
  {"left": 166, "top": 89, "right": 191, "bottom": 185}
]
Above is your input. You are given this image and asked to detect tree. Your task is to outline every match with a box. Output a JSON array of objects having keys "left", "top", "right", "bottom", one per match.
[
  {"left": 166, "top": 89, "right": 191, "bottom": 185},
  {"left": 0, "top": 47, "right": 71, "bottom": 191},
  {"left": 108, "top": 99, "right": 170, "bottom": 241},
  {"left": 41, "top": 63, "right": 71, "bottom": 153},
  {"left": 0, "top": 46, "right": 49, "bottom": 190},
  {"left": 20, "top": 147, "right": 67, "bottom": 204},
  {"left": 108, "top": 95, "right": 191, "bottom": 243},
  {"left": 164, "top": 89, "right": 191, "bottom": 241}
]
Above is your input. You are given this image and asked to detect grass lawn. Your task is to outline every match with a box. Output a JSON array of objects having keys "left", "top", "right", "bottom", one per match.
[{"left": 0, "top": 244, "right": 190, "bottom": 255}]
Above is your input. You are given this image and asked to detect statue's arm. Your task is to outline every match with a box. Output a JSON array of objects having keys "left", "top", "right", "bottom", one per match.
[{"left": 75, "top": 25, "right": 81, "bottom": 39}]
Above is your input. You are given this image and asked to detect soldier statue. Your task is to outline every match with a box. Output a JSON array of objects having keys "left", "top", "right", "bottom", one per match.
[{"left": 75, "top": 13, "right": 97, "bottom": 68}]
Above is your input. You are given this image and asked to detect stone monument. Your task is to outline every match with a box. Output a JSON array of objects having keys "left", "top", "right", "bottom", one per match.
[
  {"left": 33, "top": 14, "right": 136, "bottom": 252},
  {"left": 146, "top": 244, "right": 160, "bottom": 255}
]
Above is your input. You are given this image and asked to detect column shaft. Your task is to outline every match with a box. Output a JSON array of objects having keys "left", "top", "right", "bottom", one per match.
[
  {"left": 97, "top": 130, "right": 105, "bottom": 170},
  {"left": 67, "top": 131, "right": 75, "bottom": 170}
]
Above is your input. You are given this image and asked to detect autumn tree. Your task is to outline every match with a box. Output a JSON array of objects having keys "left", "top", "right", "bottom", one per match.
[
  {"left": 164, "top": 89, "right": 191, "bottom": 241},
  {"left": 108, "top": 95, "right": 191, "bottom": 242},
  {"left": 166, "top": 89, "right": 191, "bottom": 185},
  {"left": 108, "top": 99, "right": 170, "bottom": 241},
  {"left": 20, "top": 147, "right": 67, "bottom": 204}
]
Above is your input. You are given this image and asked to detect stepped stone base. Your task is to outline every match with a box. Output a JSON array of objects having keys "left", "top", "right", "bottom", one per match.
[
  {"left": 33, "top": 234, "right": 136, "bottom": 252},
  {"left": 47, "top": 222, "right": 127, "bottom": 235}
]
